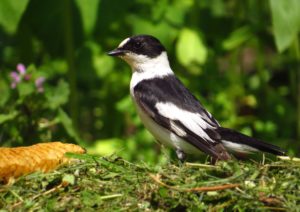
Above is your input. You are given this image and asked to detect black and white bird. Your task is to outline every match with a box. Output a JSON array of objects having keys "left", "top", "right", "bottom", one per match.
[{"left": 108, "top": 35, "right": 286, "bottom": 161}]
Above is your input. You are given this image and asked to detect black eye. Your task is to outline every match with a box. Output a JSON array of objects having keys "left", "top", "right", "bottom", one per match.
[{"left": 134, "top": 41, "right": 142, "bottom": 48}]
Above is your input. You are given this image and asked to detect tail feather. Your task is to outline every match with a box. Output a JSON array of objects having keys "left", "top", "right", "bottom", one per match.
[{"left": 217, "top": 127, "right": 286, "bottom": 156}]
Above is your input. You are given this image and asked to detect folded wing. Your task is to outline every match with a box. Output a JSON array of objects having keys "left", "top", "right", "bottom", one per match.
[{"left": 133, "top": 75, "right": 231, "bottom": 160}]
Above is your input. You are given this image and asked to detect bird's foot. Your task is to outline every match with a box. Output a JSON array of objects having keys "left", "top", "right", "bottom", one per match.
[{"left": 176, "top": 149, "right": 187, "bottom": 165}]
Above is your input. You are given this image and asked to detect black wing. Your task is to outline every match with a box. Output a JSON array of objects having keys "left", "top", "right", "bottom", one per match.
[
  {"left": 133, "top": 75, "right": 230, "bottom": 160},
  {"left": 217, "top": 127, "right": 286, "bottom": 155},
  {"left": 134, "top": 75, "right": 220, "bottom": 126}
]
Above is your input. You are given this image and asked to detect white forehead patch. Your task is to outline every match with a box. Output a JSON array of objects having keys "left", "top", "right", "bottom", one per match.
[{"left": 118, "top": 37, "right": 130, "bottom": 48}]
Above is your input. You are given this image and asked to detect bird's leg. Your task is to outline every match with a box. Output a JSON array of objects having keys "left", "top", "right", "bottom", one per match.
[
  {"left": 210, "top": 157, "right": 218, "bottom": 165},
  {"left": 176, "top": 149, "right": 187, "bottom": 163}
]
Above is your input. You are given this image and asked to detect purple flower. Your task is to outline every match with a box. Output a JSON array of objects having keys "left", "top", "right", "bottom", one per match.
[
  {"left": 17, "top": 63, "right": 26, "bottom": 75},
  {"left": 10, "top": 71, "right": 21, "bottom": 89},
  {"left": 35, "top": 77, "right": 45, "bottom": 93},
  {"left": 9, "top": 63, "right": 46, "bottom": 92},
  {"left": 10, "top": 71, "right": 21, "bottom": 82},
  {"left": 9, "top": 64, "right": 26, "bottom": 89}
]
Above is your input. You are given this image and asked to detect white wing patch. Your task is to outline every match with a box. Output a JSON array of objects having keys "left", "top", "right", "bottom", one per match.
[
  {"left": 155, "top": 102, "right": 216, "bottom": 143},
  {"left": 170, "top": 120, "right": 186, "bottom": 137},
  {"left": 222, "top": 140, "right": 258, "bottom": 153}
]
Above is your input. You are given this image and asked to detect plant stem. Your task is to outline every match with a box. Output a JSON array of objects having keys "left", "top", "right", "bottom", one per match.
[
  {"left": 291, "top": 36, "right": 300, "bottom": 148},
  {"left": 296, "top": 38, "right": 300, "bottom": 146},
  {"left": 63, "top": 0, "right": 78, "bottom": 130}
]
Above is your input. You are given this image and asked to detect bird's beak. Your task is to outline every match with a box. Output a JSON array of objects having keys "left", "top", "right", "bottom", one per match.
[{"left": 107, "top": 48, "right": 126, "bottom": 57}]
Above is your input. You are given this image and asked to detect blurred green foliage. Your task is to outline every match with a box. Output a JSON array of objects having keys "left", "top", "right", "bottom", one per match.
[{"left": 0, "top": 0, "right": 299, "bottom": 163}]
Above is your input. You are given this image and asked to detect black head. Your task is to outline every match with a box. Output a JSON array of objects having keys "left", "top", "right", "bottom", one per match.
[{"left": 107, "top": 35, "right": 166, "bottom": 58}]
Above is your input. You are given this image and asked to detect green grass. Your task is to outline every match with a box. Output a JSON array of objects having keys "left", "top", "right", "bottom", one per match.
[{"left": 1, "top": 154, "right": 300, "bottom": 211}]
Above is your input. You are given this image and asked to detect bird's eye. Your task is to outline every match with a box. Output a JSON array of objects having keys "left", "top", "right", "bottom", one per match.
[{"left": 134, "top": 41, "right": 142, "bottom": 48}]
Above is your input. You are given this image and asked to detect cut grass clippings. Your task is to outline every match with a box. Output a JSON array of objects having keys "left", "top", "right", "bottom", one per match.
[{"left": 1, "top": 153, "right": 300, "bottom": 211}]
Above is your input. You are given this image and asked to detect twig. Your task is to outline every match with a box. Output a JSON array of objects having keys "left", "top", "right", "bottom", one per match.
[
  {"left": 211, "top": 199, "right": 237, "bottom": 211},
  {"left": 9, "top": 189, "right": 24, "bottom": 202},
  {"left": 186, "top": 183, "right": 240, "bottom": 192},
  {"left": 149, "top": 173, "right": 240, "bottom": 192},
  {"left": 10, "top": 183, "right": 63, "bottom": 209},
  {"left": 259, "top": 207, "right": 286, "bottom": 211},
  {"left": 185, "top": 162, "right": 219, "bottom": 169},
  {"left": 259, "top": 196, "right": 282, "bottom": 205},
  {"left": 264, "top": 164, "right": 300, "bottom": 168},
  {"left": 149, "top": 174, "right": 179, "bottom": 190},
  {"left": 277, "top": 156, "right": 300, "bottom": 162},
  {"left": 99, "top": 194, "right": 123, "bottom": 200}
]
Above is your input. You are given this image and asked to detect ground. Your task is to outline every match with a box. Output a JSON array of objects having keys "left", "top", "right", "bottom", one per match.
[{"left": 1, "top": 154, "right": 299, "bottom": 211}]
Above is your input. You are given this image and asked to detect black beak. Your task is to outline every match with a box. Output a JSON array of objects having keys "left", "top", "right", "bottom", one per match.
[{"left": 107, "top": 48, "right": 126, "bottom": 56}]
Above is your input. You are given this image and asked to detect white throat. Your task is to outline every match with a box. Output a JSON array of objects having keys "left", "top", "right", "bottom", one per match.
[
  {"left": 127, "top": 52, "right": 174, "bottom": 92},
  {"left": 122, "top": 52, "right": 171, "bottom": 72}
]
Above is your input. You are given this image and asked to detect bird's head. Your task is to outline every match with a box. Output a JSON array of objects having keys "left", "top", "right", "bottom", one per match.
[{"left": 108, "top": 35, "right": 169, "bottom": 72}]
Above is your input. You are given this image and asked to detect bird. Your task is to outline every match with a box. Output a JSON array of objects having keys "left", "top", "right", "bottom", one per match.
[{"left": 107, "top": 34, "right": 286, "bottom": 161}]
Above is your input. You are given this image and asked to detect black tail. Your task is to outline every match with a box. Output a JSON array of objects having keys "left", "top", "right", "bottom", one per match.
[{"left": 217, "top": 127, "right": 286, "bottom": 156}]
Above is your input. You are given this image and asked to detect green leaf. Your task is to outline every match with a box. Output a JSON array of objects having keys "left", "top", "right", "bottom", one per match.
[
  {"left": 222, "top": 26, "right": 253, "bottom": 50},
  {"left": 0, "top": 79, "right": 10, "bottom": 107},
  {"left": 18, "top": 82, "right": 35, "bottom": 98},
  {"left": 129, "top": 16, "right": 177, "bottom": 47},
  {"left": 81, "top": 190, "right": 99, "bottom": 207},
  {"left": 176, "top": 28, "right": 207, "bottom": 66},
  {"left": 270, "top": 0, "right": 300, "bottom": 52},
  {"left": 62, "top": 174, "right": 75, "bottom": 185},
  {"left": 209, "top": 0, "right": 226, "bottom": 17},
  {"left": 0, "top": 0, "right": 29, "bottom": 34},
  {"left": 165, "top": 6, "right": 185, "bottom": 26},
  {"left": 88, "top": 138, "right": 123, "bottom": 156},
  {"left": 0, "top": 111, "right": 18, "bottom": 124},
  {"left": 46, "top": 80, "right": 70, "bottom": 110},
  {"left": 75, "top": 0, "right": 100, "bottom": 36},
  {"left": 58, "top": 108, "right": 80, "bottom": 143},
  {"left": 94, "top": 55, "right": 115, "bottom": 78},
  {"left": 164, "top": 0, "right": 192, "bottom": 26}
]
